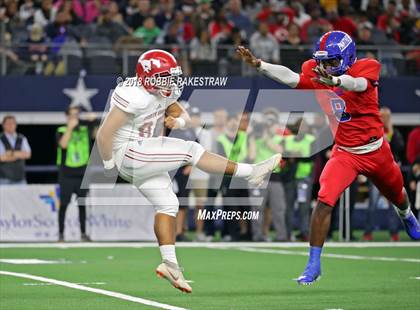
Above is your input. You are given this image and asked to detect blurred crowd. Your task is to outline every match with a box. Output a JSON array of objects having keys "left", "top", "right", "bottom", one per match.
[
  {"left": 168, "top": 106, "right": 420, "bottom": 242},
  {"left": 1, "top": 105, "right": 420, "bottom": 241},
  {"left": 1, "top": 0, "right": 419, "bottom": 75}
]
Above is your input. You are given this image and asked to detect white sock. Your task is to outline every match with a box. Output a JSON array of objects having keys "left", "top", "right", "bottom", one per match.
[
  {"left": 159, "top": 245, "right": 178, "bottom": 265},
  {"left": 234, "top": 163, "right": 253, "bottom": 177}
]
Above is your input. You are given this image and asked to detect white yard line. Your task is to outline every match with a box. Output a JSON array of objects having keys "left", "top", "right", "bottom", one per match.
[
  {"left": 0, "top": 242, "right": 419, "bottom": 249},
  {"left": 0, "top": 271, "right": 187, "bottom": 310},
  {"left": 23, "top": 281, "right": 106, "bottom": 286},
  {"left": 235, "top": 248, "right": 420, "bottom": 263}
]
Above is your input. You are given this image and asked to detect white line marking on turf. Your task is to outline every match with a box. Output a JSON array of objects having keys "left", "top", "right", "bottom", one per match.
[
  {"left": 409, "top": 276, "right": 420, "bottom": 280},
  {"left": 0, "top": 242, "right": 418, "bottom": 249},
  {"left": 0, "top": 259, "right": 70, "bottom": 265},
  {"left": 0, "top": 271, "right": 187, "bottom": 310},
  {"left": 23, "top": 281, "right": 106, "bottom": 286},
  {"left": 236, "top": 248, "right": 420, "bottom": 263}
]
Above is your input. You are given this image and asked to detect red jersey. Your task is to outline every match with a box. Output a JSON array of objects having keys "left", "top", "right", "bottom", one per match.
[{"left": 296, "top": 58, "right": 384, "bottom": 147}]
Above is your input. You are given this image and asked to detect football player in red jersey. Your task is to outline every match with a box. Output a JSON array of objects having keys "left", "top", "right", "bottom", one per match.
[{"left": 237, "top": 30, "right": 420, "bottom": 285}]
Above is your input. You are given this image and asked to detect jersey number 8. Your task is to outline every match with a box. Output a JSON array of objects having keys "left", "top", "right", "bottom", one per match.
[{"left": 330, "top": 98, "right": 351, "bottom": 123}]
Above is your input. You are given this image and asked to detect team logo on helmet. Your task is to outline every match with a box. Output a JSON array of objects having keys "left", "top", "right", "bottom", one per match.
[
  {"left": 139, "top": 58, "right": 161, "bottom": 73},
  {"left": 337, "top": 34, "right": 352, "bottom": 52}
]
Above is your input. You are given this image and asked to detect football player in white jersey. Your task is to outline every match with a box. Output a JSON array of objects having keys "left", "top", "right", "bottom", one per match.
[{"left": 96, "top": 49, "right": 281, "bottom": 293}]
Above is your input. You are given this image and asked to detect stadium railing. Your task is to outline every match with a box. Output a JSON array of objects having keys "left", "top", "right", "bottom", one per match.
[{"left": 1, "top": 43, "right": 418, "bottom": 77}]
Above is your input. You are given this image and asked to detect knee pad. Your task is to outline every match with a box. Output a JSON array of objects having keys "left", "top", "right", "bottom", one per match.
[
  {"left": 185, "top": 141, "right": 205, "bottom": 166},
  {"left": 154, "top": 191, "right": 179, "bottom": 217}
]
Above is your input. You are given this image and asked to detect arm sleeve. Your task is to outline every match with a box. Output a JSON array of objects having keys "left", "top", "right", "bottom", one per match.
[
  {"left": 258, "top": 61, "right": 300, "bottom": 88},
  {"left": 346, "top": 59, "right": 381, "bottom": 91},
  {"left": 338, "top": 75, "right": 368, "bottom": 92}
]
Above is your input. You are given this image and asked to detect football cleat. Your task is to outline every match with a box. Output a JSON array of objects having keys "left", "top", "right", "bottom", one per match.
[
  {"left": 297, "top": 262, "right": 321, "bottom": 286},
  {"left": 399, "top": 209, "right": 420, "bottom": 240},
  {"left": 247, "top": 154, "right": 281, "bottom": 187},
  {"left": 156, "top": 260, "right": 192, "bottom": 293}
]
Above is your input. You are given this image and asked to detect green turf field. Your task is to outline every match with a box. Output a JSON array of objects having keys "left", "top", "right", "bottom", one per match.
[{"left": 0, "top": 243, "right": 419, "bottom": 310}]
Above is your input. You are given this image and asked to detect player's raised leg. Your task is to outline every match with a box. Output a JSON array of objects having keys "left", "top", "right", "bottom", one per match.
[
  {"left": 134, "top": 173, "right": 192, "bottom": 293},
  {"left": 122, "top": 136, "right": 281, "bottom": 187},
  {"left": 297, "top": 151, "right": 358, "bottom": 285},
  {"left": 369, "top": 158, "right": 420, "bottom": 240}
]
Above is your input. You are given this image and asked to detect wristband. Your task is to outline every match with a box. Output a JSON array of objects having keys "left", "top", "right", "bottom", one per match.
[
  {"left": 175, "top": 117, "right": 186, "bottom": 129},
  {"left": 103, "top": 158, "right": 115, "bottom": 170}
]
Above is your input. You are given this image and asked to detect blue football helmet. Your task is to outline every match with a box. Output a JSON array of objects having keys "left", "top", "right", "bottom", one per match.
[{"left": 313, "top": 31, "right": 356, "bottom": 76}]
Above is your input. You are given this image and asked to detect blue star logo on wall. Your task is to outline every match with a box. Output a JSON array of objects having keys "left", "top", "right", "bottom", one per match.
[{"left": 63, "top": 71, "right": 98, "bottom": 111}]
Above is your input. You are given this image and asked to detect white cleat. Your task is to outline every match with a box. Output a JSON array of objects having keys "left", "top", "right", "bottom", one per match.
[
  {"left": 246, "top": 154, "right": 282, "bottom": 187},
  {"left": 155, "top": 260, "right": 192, "bottom": 293}
]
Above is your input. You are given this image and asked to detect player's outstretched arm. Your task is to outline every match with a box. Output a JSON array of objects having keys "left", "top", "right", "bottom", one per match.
[
  {"left": 312, "top": 66, "right": 368, "bottom": 92},
  {"left": 96, "top": 106, "right": 129, "bottom": 169},
  {"left": 236, "top": 45, "right": 300, "bottom": 88}
]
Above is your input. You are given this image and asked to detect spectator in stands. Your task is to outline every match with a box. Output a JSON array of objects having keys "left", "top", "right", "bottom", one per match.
[
  {"left": 356, "top": 22, "right": 378, "bottom": 58},
  {"left": 328, "top": 9, "right": 357, "bottom": 37},
  {"left": 54, "top": 0, "right": 83, "bottom": 25},
  {"left": 133, "top": 16, "right": 160, "bottom": 44},
  {"left": 190, "top": 29, "right": 216, "bottom": 61},
  {"left": 248, "top": 118, "right": 287, "bottom": 242},
  {"left": 191, "top": 0, "right": 214, "bottom": 34},
  {"left": 218, "top": 27, "right": 247, "bottom": 66},
  {"left": 289, "top": 2, "right": 311, "bottom": 27},
  {"left": 0, "top": 115, "right": 31, "bottom": 185},
  {"left": 34, "top": 0, "right": 57, "bottom": 27},
  {"left": 377, "top": 0, "right": 401, "bottom": 42},
  {"left": 124, "top": 0, "right": 139, "bottom": 21},
  {"left": 250, "top": 21, "right": 279, "bottom": 63},
  {"left": 19, "top": 0, "right": 35, "bottom": 24},
  {"left": 208, "top": 9, "right": 233, "bottom": 39},
  {"left": 172, "top": 10, "right": 195, "bottom": 43},
  {"left": 45, "top": 9, "right": 80, "bottom": 47},
  {"left": 23, "top": 23, "right": 49, "bottom": 75},
  {"left": 282, "top": 23, "right": 305, "bottom": 72},
  {"left": 80, "top": 0, "right": 109, "bottom": 24},
  {"left": 226, "top": 0, "right": 253, "bottom": 38},
  {"left": 284, "top": 23, "right": 302, "bottom": 46},
  {"left": 96, "top": 5, "right": 128, "bottom": 43},
  {"left": 107, "top": 0, "right": 125, "bottom": 25},
  {"left": 56, "top": 106, "right": 92, "bottom": 242},
  {"left": 158, "top": 21, "right": 183, "bottom": 45},
  {"left": 154, "top": 0, "right": 174, "bottom": 29},
  {"left": 361, "top": 0, "right": 383, "bottom": 25},
  {"left": 128, "top": 0, "right": 151, "bottom": 31},
  {"left": 268, "top": 8, "right": 291, "bottom": 43},
  {"left": 301, "top": 5, "right": 332, "bottom": 43}
]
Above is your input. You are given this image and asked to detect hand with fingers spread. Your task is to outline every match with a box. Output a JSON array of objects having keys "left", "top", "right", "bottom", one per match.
[
  {"left": 311, "top": 66, "right": 341, "bottom": 87},
  {"left": 236, "top": 45, "right": 261, "bottom": 68}
]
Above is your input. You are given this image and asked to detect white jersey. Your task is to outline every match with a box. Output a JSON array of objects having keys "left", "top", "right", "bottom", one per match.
[{"left": 109, "top": 78, "right": 175, "bottom": 150}]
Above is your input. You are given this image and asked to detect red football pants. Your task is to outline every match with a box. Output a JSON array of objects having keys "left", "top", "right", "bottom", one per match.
[{"left": 318, "top": 140, "right": 404, "bottom": 207}]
